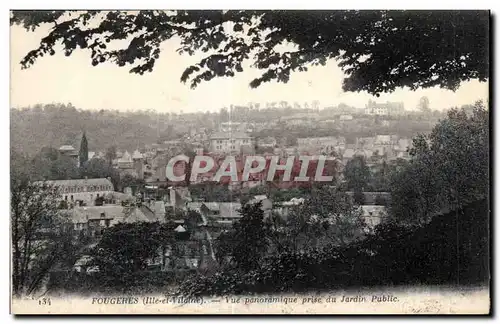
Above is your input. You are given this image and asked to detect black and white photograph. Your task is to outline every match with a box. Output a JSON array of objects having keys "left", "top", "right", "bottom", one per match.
[{"left": 9, "top": 9, "right": 490, "bottom": 314}]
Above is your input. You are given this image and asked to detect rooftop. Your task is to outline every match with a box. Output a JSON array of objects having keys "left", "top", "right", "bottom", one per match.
[
  {"left": 39, "top": 178, "right": 114, "bottom": 189},
  {"left": 59, "top": 145, "right": 76, "bottom": 151}
]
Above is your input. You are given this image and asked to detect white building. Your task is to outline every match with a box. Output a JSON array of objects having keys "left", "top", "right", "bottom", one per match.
[
  {"left": 41, "top": 178, "right": 114, "bottom": 207},
  {"left": 365, "top": 100, "right": 405, "bottom": 116},
  {"left": 210, "top": 131, "right": 252, "bottom": 154}
]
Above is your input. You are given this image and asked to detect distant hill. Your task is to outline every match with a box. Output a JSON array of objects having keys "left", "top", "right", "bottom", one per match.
[{"left": 10, "top": 104, "right": 202, "bottom": 156}]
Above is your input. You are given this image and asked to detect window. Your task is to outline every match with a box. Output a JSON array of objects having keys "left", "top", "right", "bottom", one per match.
[
  {"left": 100, "top": 212, "right": 105, "bottom": 218},
  {"left": 64, "top": 196, "right": 68, "bottom": 201},
  {"left": 231, "top": 139, "right": 235, "bottom": 143},
  {"left": 71, "top": 195, "right": 74, "bottom": 201}
]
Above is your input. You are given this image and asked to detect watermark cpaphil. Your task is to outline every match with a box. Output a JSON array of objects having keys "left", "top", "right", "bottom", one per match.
[{"left": 165, "top": 154, "right": 340, "bottom": 183}]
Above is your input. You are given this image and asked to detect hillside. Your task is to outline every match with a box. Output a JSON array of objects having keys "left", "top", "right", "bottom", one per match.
[{"left": 10, "top": 104, "right": 195, "bottom": 155}]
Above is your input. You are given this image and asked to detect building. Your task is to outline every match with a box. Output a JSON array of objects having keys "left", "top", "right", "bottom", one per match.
[
  {"left": 69, "top": 205, "right": 155, "bottom": 236},
  {"left": 187, "top": 201, "right": 242, "bottom": 228},
  {"left": 41, "top": 177, "right": 114, "bottom": 207},
  {"left": 117, "top": 150, "right": 145, "bottom": 179},
  {"left": 210, "top": 131, "right": 252, "bottom": 154},
  {"left": 365, "top": 100, "right": 405, "bottom": 116},
  {"left": 58, "top": 145, "right": 79, "bottom": 163}
]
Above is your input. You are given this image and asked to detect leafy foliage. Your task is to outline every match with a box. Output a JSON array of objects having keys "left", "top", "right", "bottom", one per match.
[
  {"left": 177, "top": 199, "right": 488, "bottom": 297},
  {"left": 214, "top": 202, "right": 268, "bottom": 271},
  {"left": 11, "top": 10, "right": 488, "bottom": 95},
  {"left": 89, "top": 222, "right": 174, "bottom": 284},
  {"left": 80, "top": 157, "right": 120, "bottom": 188},
  {"left": 11, "top": 178, "right": 79, "bottom": 296},
  {"left": 30, "top": 147, "right": 80, "bottom": 181},
  {"left": 344, "top": 156, "right": 371, "bottom": 191},
  {"left": 390, "top": 101, "right": 489, "bottom": 223}
]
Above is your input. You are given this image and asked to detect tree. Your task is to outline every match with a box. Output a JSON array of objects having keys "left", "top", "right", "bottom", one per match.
[
  {"left": 104, "top": 146, "right": 117, "bottom": 166},
  {"left": 214, "top": 202, "right": 268, "bottom": 271},
  {"left": 30, "top": 148, "right": 80, "bottom": 181},
  {"left": 80, "top": 157, "right": 120, "bottom": 188},
  {"left": 11, "top": 178, "right": 78, "bottom": 296},
  {"left": 371, "top": 160, "right": 390, "bottom": 191},
  {"left": 119, "top": 173, "right": 145, "bottom": 193},
  {"left": 11, "top": 10, "right": 488, "bottom": 96},
  {"left": 79, "top": 131, "right": 89, "bottom": 167},
  {"left": 89, "top": 222, "right": 173, "bottom": 280},
  {"left": 390, "top": 101, "right": 489, "bottom": 224},
  {"left": 344, "top": 156, "right": 371, "bottom": 191},
  {"left": 265, "top": 186, "right": 365, "bottom": 254}
]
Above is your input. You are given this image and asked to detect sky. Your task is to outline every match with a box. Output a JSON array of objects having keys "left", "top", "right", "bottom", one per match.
[{"left": 10, "top": 23, "right": 489, "bottom": 114}]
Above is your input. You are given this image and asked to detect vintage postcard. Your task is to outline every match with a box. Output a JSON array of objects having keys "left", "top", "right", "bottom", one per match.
[{"left": 10, "top": 10, "right": 490, "bottom": 315}]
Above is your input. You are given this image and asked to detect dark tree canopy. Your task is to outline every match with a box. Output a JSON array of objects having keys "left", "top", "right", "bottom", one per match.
[
  {"left": 79, "top": 131, "right": 88, "bottom": 167},
  {"left": 11, "top": 10, "right": 488, "bottom": 96}
]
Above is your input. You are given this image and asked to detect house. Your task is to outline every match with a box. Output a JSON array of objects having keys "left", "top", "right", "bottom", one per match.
[
  {"left": 187, "top": 201, "right": 242, "bottom": 227},
  {"left": 365, "top": 100, "right": 405, "bottom": 116},
  {"left": 39, "top": 177, "right": 114, "bottom": 207},
  {"left": 210, "top": 131, "right": 253, "bottom": 154},
  {"left": 69, "top": 205, "right": 153, "bottom": 237},
  {"left": 117, "top": 150, "right": 144, "bottom": 179}
]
